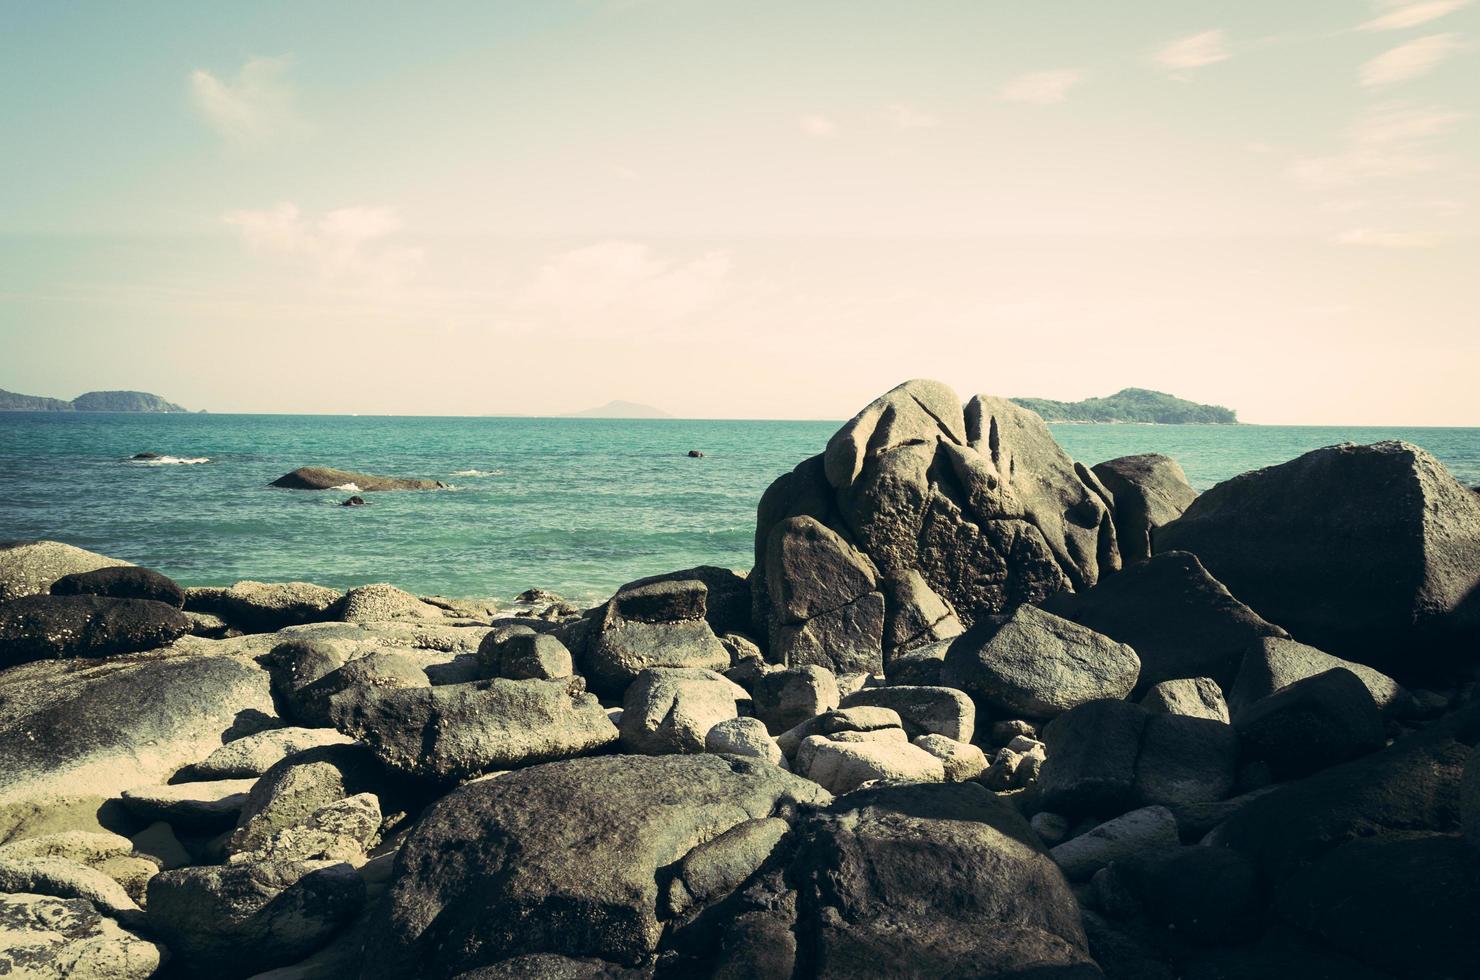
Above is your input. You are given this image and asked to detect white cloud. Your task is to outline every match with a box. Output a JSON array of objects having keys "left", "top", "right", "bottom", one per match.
[
  {"left": 882, "top": 102, "right": 940, "bottom": 129},
  {"left": 1153, "top": 30, "right": 1231, "bottom": 72},
  {"left": 1333, "top": 227, "right": 1439, "bottom": 247},
  {"left": 1357, "top": 0, "right": 1470, "bottom": 32},
  {"left": 223, "top": 202, "right": 423, "bottom": 283},
  {"left": 190, "top": 56, "right": 302, "bottom": 145},
  {"left": 1361, "top": 33, "right": 1462, "bottom": 85},
  {"left": 1290, "top": 102, "right": 1465, "bottom": 187},
  {"left": 998, "top": 69, "right": 1085, "bottom": 104},
  {"left": 519, "top": 241, "right": 731, "bottom": 323},
  {"left": 798, "top": 113, "right": 838, "bottom": 138}
]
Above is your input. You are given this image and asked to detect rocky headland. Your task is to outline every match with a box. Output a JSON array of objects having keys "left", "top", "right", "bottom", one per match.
[
  {"left": 1, "top": 378, "right": 1478, "bottom": 979},
  {"left": 0, "top": 388, "right": 189, "bottom": 413}
]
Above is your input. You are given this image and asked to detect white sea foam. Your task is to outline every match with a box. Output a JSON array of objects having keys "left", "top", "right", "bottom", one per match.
[
  {"left": 329, "top": 482, "right": 363, "bottom": 492},
  {"left": 450, "top": 469, "right": 504, "bottom": 477},
  {"left": 130, "top": 455, "right": 211, "bottom": 465}
]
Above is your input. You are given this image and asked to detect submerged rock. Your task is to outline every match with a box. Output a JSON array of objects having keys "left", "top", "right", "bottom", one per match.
[{"left": 270, "top": 466, "right": 446, "bottom": 491}]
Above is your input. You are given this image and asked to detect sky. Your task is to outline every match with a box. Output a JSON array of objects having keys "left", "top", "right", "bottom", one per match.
[{"left": 1, "top": 1, "right": 1477, "bottom": 424}]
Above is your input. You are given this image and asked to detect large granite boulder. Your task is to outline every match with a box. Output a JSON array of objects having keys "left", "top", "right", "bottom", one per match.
[
  {"left": 361, "top": 755, "right": 828, "bottom": 978},
  {"left": 49, "top": 565, "right": 185, "bottom": 608},
  {"left": 229, "top": 743, "right": 390, "bottom": 855},
  {"left": 1041, "top": 551, "right": 1287, "bottom": 692},
  {"left": 0, "top": 892, "right": 162, "bottom": 978},
  {"left": 789, "top": 781, "right": 1098, "bottom": 978},
  {"left": 619, "top": 667, "right": 741, "bottom": 755},
  {"left": 338, "top": 583, "right": 442, "bottom": 623},
  {"left": 942, "top": 604, "right": 1140, "bottom": 719},
  {"left": 0, "top": 540, "right": 130, "bottom": 603},
  {"left": 762, "top": 516, "right": 885, "bottom": 674},
  {"left": 752, "top": 383, "right": 1121, "bottom": 678},
  {"left": 1232, "top": 668, "right": 1385, "bottom": 779},
  {"left": 611, "top": 566, "right": 753, "bottom": 637},
  {"left": 269, "top": 466, "right": 446, "bottom": 491},
  {"left": 0, "top": 646, "right": 276, "bottom": 809},
  {"left": 1229, "top": 636, "right": 1406, "bottom": 719},
  {"left": 147, "top": 859, "right": 365, "bottom": 978},
  {"left": 1156, "top": 441, "right": 1480, "bottom": 674},
  {"left": 219, "top": 581, "right": 344, "bottom": 632},
  {"left": 1090, "top": 454, "right": 1198, "bottom": 563},
  {"left": 582, "top": 580, "right": 731, "bottom": 696},
  {"left": 329, "top": 677, "right": 617, "bottom": 782},
  {"left": 0, "top": 595, "right": 191, "bottom": 667}
]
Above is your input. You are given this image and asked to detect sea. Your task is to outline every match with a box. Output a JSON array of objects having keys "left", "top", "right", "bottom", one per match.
[{"left": 3, "top": 413, "right": 1478, "bottom": 606}]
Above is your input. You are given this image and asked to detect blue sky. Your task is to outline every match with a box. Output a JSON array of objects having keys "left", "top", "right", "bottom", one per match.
[{"left": 2, "top": 1, "right": 1477, "bottom": 421}]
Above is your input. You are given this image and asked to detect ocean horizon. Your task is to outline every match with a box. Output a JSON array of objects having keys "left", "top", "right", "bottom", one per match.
[{"left": 5, "top": 410, "right": 1479, "bottom": 605}]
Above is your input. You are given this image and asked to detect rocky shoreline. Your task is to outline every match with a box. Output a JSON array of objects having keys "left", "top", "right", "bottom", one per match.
[{"left": 1, "top": 378, "right": 1478, "bottom": 979}]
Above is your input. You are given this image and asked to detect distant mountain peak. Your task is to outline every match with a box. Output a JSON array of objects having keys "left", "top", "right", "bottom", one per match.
[{"left": 563, "top": 400, "right": 674, "bottom": 419}]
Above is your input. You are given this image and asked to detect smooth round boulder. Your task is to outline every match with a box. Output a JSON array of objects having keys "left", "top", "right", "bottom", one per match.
[
  {"left": 619, "top": 668, "right": 740, "bottom": 755},
  {"left": 49, "top": 565, "right": 184, "bottom": 608},
  {"left": 0, "top": 595, "right": 191, "bottom": 667}
]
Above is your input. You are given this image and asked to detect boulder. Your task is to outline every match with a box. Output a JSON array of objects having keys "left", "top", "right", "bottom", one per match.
[
  {"left": 789, "top": 781, "right": 1097, "bottom": 977},
  {"left": 361, "top": 755, "right": 827, "bottom": 978},
  {"left": 120, "top": 778, "right": 256, "bottom": 832},
  {"left": 1139, "top": 677, "right": 1229, "bottom": 722},
  {"left": 839, "top": 685, "right": 975, "bottom": 742},
  {"left": 1106, "top": 845, "right": 1262, "bottom": 945},
  {"left": 191, "top": 727, "right": 355, "bottom": 779},
  {"left": 1156, "top": 441, "right": 1480, "bottom": 674},
  {"left": 330, "top": 677, "right": 618, "bottom": 781},
  {"left": 1048, "top": 805, "right": 1179, "bottom": 881},
  {"left": 794, "top": 735, "right": 945, "bottom": 794},
  {"left": 0, "top": 595, "right": 191, "bottom": 667},
  {"left": 1208, "top": 729, "right": 1470, "bottom": 882},
  {"left": 269, "top": 466, "right": 446, "bottom": 491},
  {"left": 912, "top": 733, "right": 988, "bottom": 781},
  {"left": 1228, "top": 636, "right": 1406, "bottom": 719},
  {"left": 1041, "top": 551, "right": 1287, "bottom": 692},
  {"left": 49, "top": 565, "right": 184, "bottom": 607},
  {"left": 763, "top": 516, "right": 885, "bottom": 675},
  {"left": 611, "top": 566, "right": 752, "bottom": 636},
  {"left": 751, "top": 665, "right": 839, "bottom": 734},
  {"left": 0, "top": 540, "right": 130, "bottom": 603},
  {"left": 770, "top": 591, "right": 887, "bottom": 676},
  {"left": 1132, "top": 713, "right": 1238, "bottom": 807},
  {"left": 620, "top": 668, "right": 741, "bottom": 755},
  {"left": 221, "top": 581, "right": 344, "bottom": 632},
  {"left": 338, "top": 584, "right": 441, "bottom": 623},
  {"left": 943, "top": 604, "right": 1139, "bottom": 718},
  {"left": 285, "top": 648, "right": 431, "bottom": 727},
  {"left": 585, "top": 619, "right": 730, "bottom": 697},
  {"left": 0, "top": 646, "right": 277, "bottom": 808},
  {"left": 776, "top": 706, "right": 906, "bottom": 758},
  {"left": 1036, "top": 699, "right": 1148, "bottom": 818},
  {"left": 0, "top": 892, "right": 162, "bottom": 979},
  {"left": 229, "top": 744, "right": 389, "bottom": 855},
  {"left": 1275, "top": 833, "right": 1480, "bottom": 979},
  {"left": 1233, "top": 668, "right": 1384, "bottom": 779},
  {"left": 1091, "top": 454, "right": 1198, "bottom": 563},
  {"left": 489, "top": 632, "right": 574, "bottom": 681},
  {"left": 880, "top": 569, "right": 964, "bottom": 657},
  {"left": 229, "top": 792, "right": 381, "bottom": 866},
  {"left": 147, "top": 859, "right": 366, "bottom": 978},
  {"left": 704, "top": 717, "right": 784, "bottom": 766},
  {"left": 0, "top": 855, "right": 142, "bottom": 920}
]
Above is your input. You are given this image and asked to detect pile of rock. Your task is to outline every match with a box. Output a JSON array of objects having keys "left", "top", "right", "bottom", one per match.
[{"left": 2, "top": 379, "right": 1479, "bottom": 978}]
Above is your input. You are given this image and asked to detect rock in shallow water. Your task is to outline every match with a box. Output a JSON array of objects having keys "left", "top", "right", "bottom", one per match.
[{"left": 269, "top": 466, "right": 446, "bottom": 491}]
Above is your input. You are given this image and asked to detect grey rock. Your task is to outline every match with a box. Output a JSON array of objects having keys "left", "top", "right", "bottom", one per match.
[
  {"left": 287, "top": 650, "right": 430, "bottom": 727},
  {"left": 361, "top": 755, "right": 827, "bottom": 977},
  {"left": 770, "top": 590, "right": 886, "bottom": 676},
  {"left": 704, "top": 716, "right": 784, "bottom": 765},
  {"left": 1234, "top": 668, "right": 1384, "bottom": 778},
  {"left": 605, "top": 577, "right": 708, "bottom": 625},
  {"left": 840, "top": 684, "right": 975, "bottom": 741},
  {"left": 586, "top": 619, "right": 730, "bottom": 696},
  {"left": 880, "top": 568, "right": 963, "bottom": 656},
  {"left": 1109, "top": 846, "right": 1261, "bottom": 945},
  {"left": 221, "top": 580, "right": 344, "bottom": 632},
  {"left": 338, "top": 584, "right": 441, "bottom": 623},
  {"left": 1132, "top": 713, "right": 1238, "bottom": 807},
  {"left": 121, "top": 778, "right": 256, "bottom": 832},
  {"left": 0, "top": 855, "right": 142, "bottom": 920},
  {"left": 331, "top": 677, "right": 617, "bottom": 781},
  {"left": 751, "top": 665, "right": 839, "bottom": 734},
  {"left": 0, "top": 595, "right": 191, "bottom": 667},
  {"left": 1157, "top": 440, "right": 1480, "bottom": 671},
  {"left": 50, "top": 565, "right": 184, "bottom": 608},
  {"left": 764, "top": 516, "right": 879, "bottom": 625},
  {"left": 1036, "top": 699, "right": 1148, "bottom": 818},
  {"left": 1091, "top": 453, "right": 1198, "bottom": 563},
  {"left": 0, "top": 540, "right": 130, "bottom": 603},
  {"left": 1041, "top": 550, "right": 1287, "bottom": 692},
  {"left": 612, "top": 565, "right": 752, "bottom": 636},
  {"left": 269, "top": 466, "right": 446, "bottom": 491},
  {"left": 794, "top": 734, "right": 944, "bottom": 794},
  {"left": 229, "top": 792, "right": 381, "bottom": 866},
  {"left": 664, "top": 816, "right": 790, "bottom": 917},
  {"left": 1030, "top": 811, "right": 1071, "bottom": 847},
  {"left": 1048, "top": 804, "right": 1179, "bottom": 880},
  {"left": 147, "top": 859, "right": 366, "bottom": 978},
  {"left": 193, "top": 727, "right": 355, "bottom": 779},
  {"left": 1140, "top": 676, "right": 1229, "bottom": 722},
  {"left": 492, "top": 632, "right": 574, "bottom": 680},
  {"left": 775, "top": 705, "right": 905, "bottom": 758},
  {"left": 229, "top": 743, "right": 388, "bottom": 855},
  {"left": 619, "top": 667, "right": 740, "bottom": 755},
  {"left": 1229, "top": 636, "right": 1405, "bottom": 719},
  {"left": 1465, "top": 744, "right": 1480, "bottom": 860},
  {"left": 0, "top": 892, "right": 162, "bottom": 979},
  {"left": 943, "top": 604, "right": 1139, "bottom": 718},
  {"left": 912, "top": 733, "right": 987, "bottom": 781}
]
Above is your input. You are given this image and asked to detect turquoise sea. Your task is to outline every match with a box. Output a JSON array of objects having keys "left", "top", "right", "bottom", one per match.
[{"left": 3, "top": 413, "right": 1479, "bottom": 605}]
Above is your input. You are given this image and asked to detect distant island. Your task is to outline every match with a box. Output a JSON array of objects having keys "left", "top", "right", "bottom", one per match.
[
  {"left": 563, "top": 400, "right": 673, "bottom": 419},
  {"left": 1010, "top": 388, "right": 1236, "bottom": 424},
  {"left": 0, "top": 388, "right": 189, "bottom": 413}
]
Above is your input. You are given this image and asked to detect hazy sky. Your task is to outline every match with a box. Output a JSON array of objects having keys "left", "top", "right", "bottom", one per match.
[{"left": 2, "top": 1, "right": 1477, "bottom": 423}]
